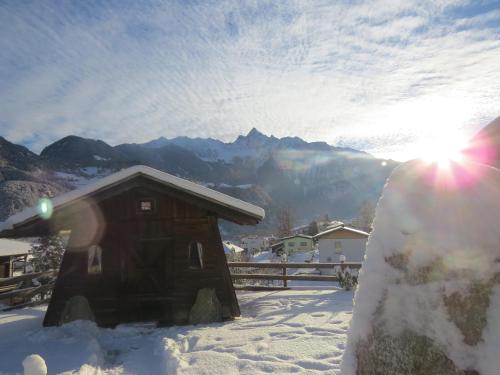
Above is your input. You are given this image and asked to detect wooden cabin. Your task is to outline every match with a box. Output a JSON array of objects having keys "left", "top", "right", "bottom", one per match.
[{"left": 0, "top": 166, "right": 265, "bottom": 327}]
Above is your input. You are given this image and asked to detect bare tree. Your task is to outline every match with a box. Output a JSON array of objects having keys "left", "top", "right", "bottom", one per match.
[
  {"left": 276, "top": 206, "right": 293, "bottom": 238},
  {"left": 351, "top": 200, "right": 375, "bottom": 232}
]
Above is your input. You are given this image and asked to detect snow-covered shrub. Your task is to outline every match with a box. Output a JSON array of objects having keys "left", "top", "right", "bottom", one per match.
[
  {"left": 341, "top": 160, "right": 500, "bottom": 375},
  {"left": 30, "top": 235, "right": 65, "bottom": 272},
  {"left": 337, "top": 269, "right": 358, "bottom": 291},
  {"left": 226, "top": 251, "right": 250, "bottom": 263}
]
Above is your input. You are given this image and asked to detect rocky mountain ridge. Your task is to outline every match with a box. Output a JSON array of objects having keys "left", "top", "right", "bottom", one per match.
[{"left": 0, "top": 130, "right": 398, "bottom": 235}]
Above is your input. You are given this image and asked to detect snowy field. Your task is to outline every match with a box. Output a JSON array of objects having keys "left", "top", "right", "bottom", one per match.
[{"left": 0, "top": 288, "right": 353, "bottom": 375}]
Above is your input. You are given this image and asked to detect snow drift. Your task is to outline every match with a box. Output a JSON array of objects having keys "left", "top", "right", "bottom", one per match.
[{"left": 341, "top": 159, "right": 500, "bottom": 375}]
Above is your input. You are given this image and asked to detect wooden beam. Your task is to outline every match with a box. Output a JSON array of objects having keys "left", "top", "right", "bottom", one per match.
[
  {"left": 1, "top": 298, "right": 51, "bottom": 312},
  {"left": 231, "top": 274, "right": 339, "bottom": 282},
  {"left": 0, "top": 283, "right": 54, "bottom": 300},
  {"left": 0, "top": 270, "right": 57, "bottom": 288},
  {"left": 228, "top": 262, "right": 362, "bottom": 269}
]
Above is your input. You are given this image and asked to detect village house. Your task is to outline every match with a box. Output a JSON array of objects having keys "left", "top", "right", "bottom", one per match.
[
  {"left": 270, "top": 241, "right": 284, "bottom": 255},
  {"left": 290, "top": 224, "right": 310, "bottom": 236},
  {"left": 0, "top": 165, "right": 265, "bottom": 327},
  {"left": 240, "top": 235, "right": 269, "bottom": 253},
  {"left": 280, "top": 234, "right": 314, "bottom": 255},
  {"left": 314, "top": 224, "right": 369, "bottom": 270},
  {"left": 0, "top": 238, "right": 31, "bottom": 278},
  {"left": 222, "top": 241, "right": 245, "bottom": 255}
]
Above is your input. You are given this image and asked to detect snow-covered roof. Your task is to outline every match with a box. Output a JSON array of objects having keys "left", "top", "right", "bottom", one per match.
[
  {"left": 223, "top": 241, "right": 245, "bottom": 254},
  {"left": 0, "top": 238, "right": 31, "bottom": 256},
  {"left": 0, "top": 165, "right": 265, "bottom": 232},
  {"left": 314, "top": 225, "right": 369, "bottom": 239},
  {"left": 279, "top": 234, "right": 314, "bottom": 241},
  {"left": 291, "top": 224, "right": 309, "bottom": 231},
  {"left": 270, "top": 241, "right": 284, "bottom": 249},
  {"left": 324, "top": 220, "right": 345, "bottom": 229}
]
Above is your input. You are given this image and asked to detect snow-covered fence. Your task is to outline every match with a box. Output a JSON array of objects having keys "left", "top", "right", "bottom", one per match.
[
  {"left": 0, "top": 270, "right": 56, "bottom": 310},
  {"left": 228, "top": 262, "right": 361, "bottom": 289}
]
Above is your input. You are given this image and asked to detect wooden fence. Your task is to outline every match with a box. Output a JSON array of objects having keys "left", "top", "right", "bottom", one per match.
[
  {"left": 0, "top": 262, "right": 362, "bottom": 311},
  {"left": 228, "top": 262, "right": 362, "bottom": 289},
  {"left": 0, "top": 270, "right": 57, "bottom": 311}
]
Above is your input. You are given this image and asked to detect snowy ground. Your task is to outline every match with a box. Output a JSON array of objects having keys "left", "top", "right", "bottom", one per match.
[{"left": 0, "top": 289, "right": 353, "bottom": 375}]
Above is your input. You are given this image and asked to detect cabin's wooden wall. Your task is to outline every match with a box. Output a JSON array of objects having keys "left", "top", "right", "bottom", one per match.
[{"left": 44, "top": 180, "right": 240, "bottom": 327}]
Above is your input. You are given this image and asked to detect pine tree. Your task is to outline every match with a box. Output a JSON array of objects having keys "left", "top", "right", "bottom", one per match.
[{"left": 30, "top": 235, "right": 66, "bottom": 272}]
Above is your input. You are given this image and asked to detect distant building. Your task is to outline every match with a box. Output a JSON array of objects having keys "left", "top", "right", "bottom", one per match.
[
  {"left": 240, "top": 235, "right": 269, "bottom": 253},
  {"left": 306, "top": 219, "right": 345, "bottom": 236},
  {"left": 270, "top": 241, "right": 284, "bottom": 254},
  {"left": 280, "top": 234, "right": 314, "bottom": 254},
  {"left": 314, "top": 225, "right": 369, "bottom": 267},
  {"left": 323, "top": 220, "right": 344, "bottom": 231},
  {"left": 0, "top": 238, "right": 31, "bottom": 278},
  {"left": 290, "top": 224, "right": 310, "bottom": 236},
  {"left": 223, "top": 241, "right": 245, "bottom": 255}
]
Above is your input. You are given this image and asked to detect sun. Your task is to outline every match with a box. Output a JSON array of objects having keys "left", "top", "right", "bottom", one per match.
[{"left": 420, "top": 132, "right": 468, "bottom": 166}]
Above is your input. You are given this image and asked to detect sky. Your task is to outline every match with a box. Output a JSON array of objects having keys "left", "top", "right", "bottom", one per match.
[{"left": 1, "top": 0, "right": 500, "bottom": 160}]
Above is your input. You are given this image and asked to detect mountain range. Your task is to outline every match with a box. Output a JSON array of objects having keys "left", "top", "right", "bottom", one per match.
[{"left": 0, "top": 129, "right": 398, "bottom": 236}]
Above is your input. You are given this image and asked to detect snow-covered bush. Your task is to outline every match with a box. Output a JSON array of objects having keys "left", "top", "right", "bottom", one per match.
[
  {"left": 225, "top": 251, "right": 250, "bottom": 263},
  {"left": 337, "top": 269, "right": 358, "bottom": 291},
  {"left": 30, "top": 235, "right": 65, "bottom": 272},
  {"left": 341, "top": 160, "right": 500, "bottom": 375}
]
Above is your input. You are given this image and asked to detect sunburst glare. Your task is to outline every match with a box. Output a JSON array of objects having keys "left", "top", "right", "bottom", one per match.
[{"left": 420, "top": 132, "right": 468, "bottom": 167}]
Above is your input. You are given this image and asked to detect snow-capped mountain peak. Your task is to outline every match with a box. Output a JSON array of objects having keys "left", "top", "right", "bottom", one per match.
[{"left": 138, "top": 128, "right": 358, "bottom": 163}]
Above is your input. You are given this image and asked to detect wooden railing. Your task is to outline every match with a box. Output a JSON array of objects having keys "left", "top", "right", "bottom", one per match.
[
  {"left": 228, "top": 262, "right": 362, "bottom": 289},
  {"left": 0, "top": 270, "right": 57, "bottom": 311},
  {"left": 0, "top": 263, "right": 362, "bottom": 310}
]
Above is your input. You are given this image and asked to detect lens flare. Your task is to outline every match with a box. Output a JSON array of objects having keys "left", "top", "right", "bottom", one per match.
[
  {"left": 420, "top": 133, "right": 468, "bottom": 167},
  {"left": 66, "top": 198, "right": 106, "bottom": 248},
  {"left": 37, "top": 197, "right": 53, "bottom": 220},
  {"left": 414, "top": 130, "right": 486, "bottom": 190}
]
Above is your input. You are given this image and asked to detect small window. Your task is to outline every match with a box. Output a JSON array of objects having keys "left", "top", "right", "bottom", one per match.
[
  {"left": 288, "top": 242, "right": 295, "bottom": 247},
  {"left": 335, "top": 241, "right": 342, "bottom": 254},
  {"left": 137, "top": 198, "right": 155, "bottom": 213},
  {"left": 300, "top": 242, "right": 307, "bottom": 246},
  {"left": 189, "top": 241, "right": 203, "bottom": 269},
  {"left": 88, "top": 245, "right": 102, "bottom": 274}
]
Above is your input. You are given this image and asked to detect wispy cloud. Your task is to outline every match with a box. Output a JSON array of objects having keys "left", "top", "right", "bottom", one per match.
[{"left": 1, "top": 0, "right": 499, "bottom": 159}]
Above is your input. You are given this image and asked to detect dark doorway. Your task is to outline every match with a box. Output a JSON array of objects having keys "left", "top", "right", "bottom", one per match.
[{"left": 123, "top": 238, "right": 174, "bottom": 322}]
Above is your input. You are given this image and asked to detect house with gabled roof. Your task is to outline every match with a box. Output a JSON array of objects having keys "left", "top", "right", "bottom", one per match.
[
  {"left": 279, "top": 234, "right": 314, "bottom": 255},
  {"left": 314, "top": 224, "right": 369, "bottom": 266},
  {"left": 0, "top": 165, "right": 265, "bottom": 327}
]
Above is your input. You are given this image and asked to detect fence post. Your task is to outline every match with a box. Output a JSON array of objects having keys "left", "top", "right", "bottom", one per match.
[{"left": 282, "top": 266, "right": 287, "bottom": 288}]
